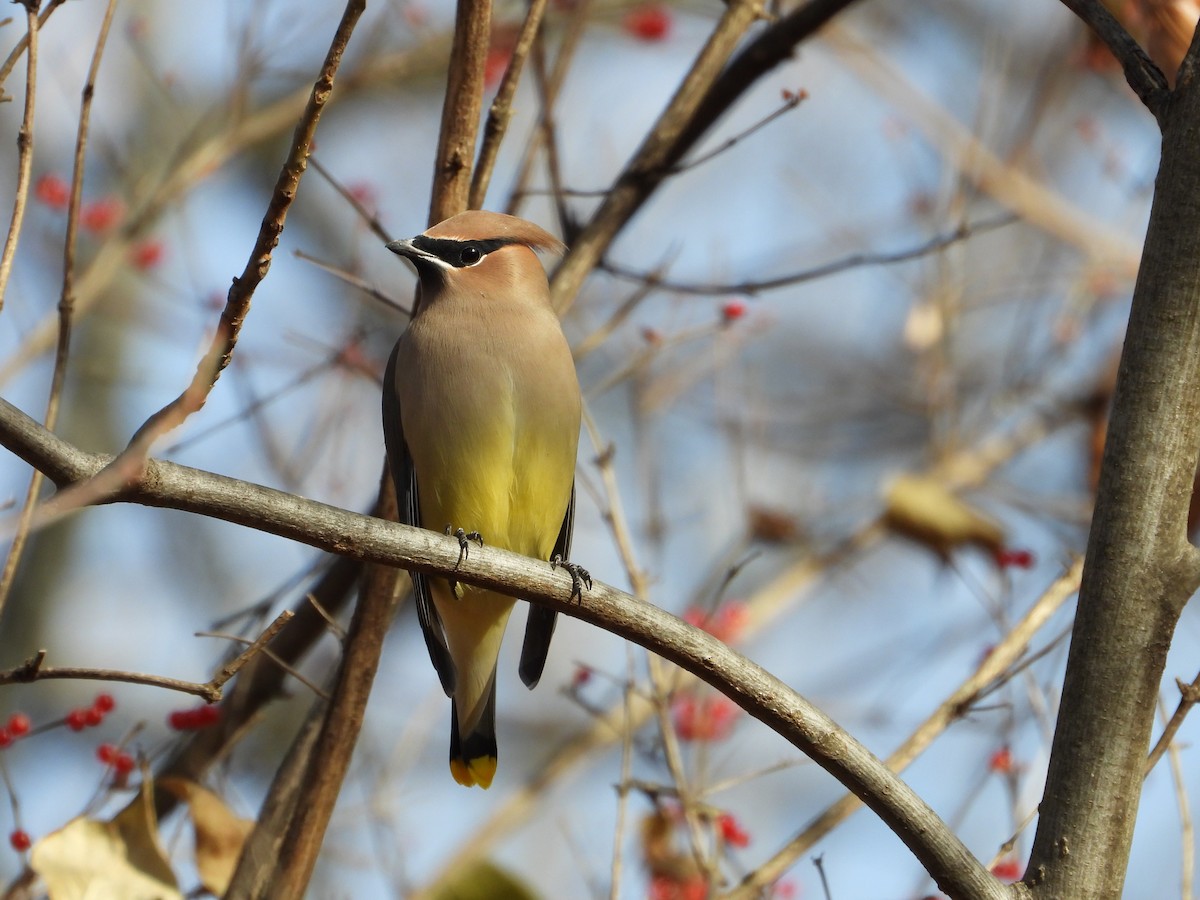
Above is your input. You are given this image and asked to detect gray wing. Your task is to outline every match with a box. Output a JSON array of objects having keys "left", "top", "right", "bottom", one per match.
[
  {"left": 518, "top": 483, "right": 573, "bottom": 689},
  {"left": 383, "top": 340, "right": 456, "bottom": 697}
]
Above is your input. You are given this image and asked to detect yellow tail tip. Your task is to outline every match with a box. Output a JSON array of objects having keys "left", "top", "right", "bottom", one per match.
[{"left": 450, "top": 755, "right": 497, "bottom": 789}]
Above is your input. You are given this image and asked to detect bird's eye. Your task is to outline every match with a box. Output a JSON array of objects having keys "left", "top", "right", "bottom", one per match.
[{"left": 459, "top": 245, "right": 483, "bottom": 266}]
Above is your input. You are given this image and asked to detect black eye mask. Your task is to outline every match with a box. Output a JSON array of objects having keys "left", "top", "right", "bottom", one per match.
[{"left": 410, "top": 236, "right": 513, "bottom": 268}]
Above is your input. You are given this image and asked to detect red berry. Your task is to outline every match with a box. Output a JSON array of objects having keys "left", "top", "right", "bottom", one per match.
[
  {"left": 34, "top": 173, "right": 69, "bottom": 209},
  {"left": 484, "top": 48, "right": 510, "bottom": 89},
  {"left": 622, "top": 4, "right": 671, "bottom": 41},
  {"left": 995, "top": 548, "right": 1036, "bottom": 569},
  {"left": 113, "top": 753, "right": 135, "bottom": 775},
  {"left": 79, "top": 197, "right": 123, "bottom": 233},
  {"left": 716, "top": 812, "right": 751, "bottom": 848},
  {"left": 6, "top": 713, "right": 30, "bottom": 738},
  {"left": 990, "top": 857, "right": 1023, "bottom": 881},
  {"left": 9, "top": 829, "right": 30, "bottom": 852},
  {"left": 0, "top": 729, "right": 11, "bottom": 748},
  {"left": 168, "top": 710, "right": 194, "bottom": 730},
  {"left": 83, "top": 707, "right": 103, "bottom": 727},
  {"left": 96, "top": 743, "right": 118, "bottom": 765},
  {"left": 988, "top": 747, "right": 1015, "bottom": 774},
  {"left": 66, "top": 709, "right": 88, "bottom": 731},
  {"left": 130, "top": 240, "right": 164, "bottom": 271},
  {"left": 720, "top": 298, "right": 748, "bottom": 324},
  {"left": 93, "top": 693, "right": 115, "bottom": 713}
]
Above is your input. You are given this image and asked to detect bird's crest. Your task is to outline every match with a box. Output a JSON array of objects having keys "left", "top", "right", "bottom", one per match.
[{"left": 424, "top": 210, "right": 565, "bottom": 256}]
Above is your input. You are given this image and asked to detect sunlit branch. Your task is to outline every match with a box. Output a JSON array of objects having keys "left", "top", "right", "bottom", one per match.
[{"left": 0, "top": 393, "right": 1005, "bottom": 898}]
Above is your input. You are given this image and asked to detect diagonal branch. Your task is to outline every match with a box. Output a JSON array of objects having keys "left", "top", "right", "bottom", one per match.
[
  {"left": 0, "top": 393, "right": 1009, "bottom": 899},
  {"left": 1058, "top": 0, "right": 1170, "bottom": 116}
]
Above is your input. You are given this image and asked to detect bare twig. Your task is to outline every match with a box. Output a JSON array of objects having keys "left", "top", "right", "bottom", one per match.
[
  {"left": 1145, "top": 669, "right": 1200, "bottom": 774},
  {"left": 0, "top": 0, "right": 117, "bottom": 628},
  {"left": 0, "top": 611, "right": 292, "bottom": 702},
  {"left": 602, "top": 215, "right": 1015, "bottom": 297},
  {"left": 293, "top": 248, "right": 411, "bottom": 315},
  {"left": 195, "top": 632, "right": 329, "bottom": 700},
  {"left": 121, "top": 0, "right": 363, "bottom": 456},
  {"left": 308, "top": 154, "right": 392, "bottom": 244},
  {"left": 550, "top": 0, "right": 784, "bottom": 313},
  {"left": 1058, "top": 0, "right": 1170, "bottom": 112},
  {"left": 0, "top": 2, "right": 38, "bottom": 312},
  {"left": 825, "top": 23, "right": 1143, "bottom": 276},
  {"left": 0, "top": 0, "right": 60, "bottom": 101},
  {"left": 19, "top": 0, "right": 364, "bottom": 540},
  {"left": 469, "top": 0, "right": 550, "bottom": 208},
  {"left": 505, "top": 0, "right": 592, "bottom": 218},
  {"left": 668, "top": 89, "right": 807, "bottom": 175}
]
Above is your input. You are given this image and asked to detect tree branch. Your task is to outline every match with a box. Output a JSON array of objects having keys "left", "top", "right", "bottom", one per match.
[
  {"left": 0, "top": 392, "right": 1009, "bottom": 898},
  {"left": 1059, "top": 0, "right": 1170, "bottom": 116}
]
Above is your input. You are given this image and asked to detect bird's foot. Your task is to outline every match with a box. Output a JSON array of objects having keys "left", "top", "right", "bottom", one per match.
[
  {"left": 552, "top": 555, "right": 592, "bottom": 601},
  {"left": 445, "top": 525, "right": 484, "bottom": 568}
]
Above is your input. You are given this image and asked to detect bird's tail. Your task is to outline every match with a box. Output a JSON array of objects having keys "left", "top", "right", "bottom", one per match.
[{"left": 449, "top": 687, "right": 498, "bottom": 789}]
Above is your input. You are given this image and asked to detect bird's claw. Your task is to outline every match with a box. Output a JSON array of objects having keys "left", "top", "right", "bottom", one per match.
[
  {"left": 552, "top": 555, "right": 592, "bottom": 601},
  {"left": 445, "top": 525, "right": 484, "bottom": 568}
]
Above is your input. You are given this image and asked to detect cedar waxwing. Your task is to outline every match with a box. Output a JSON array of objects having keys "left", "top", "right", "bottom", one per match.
[{"left": 382, "top": 211, "right": 586, "bottom": 789}]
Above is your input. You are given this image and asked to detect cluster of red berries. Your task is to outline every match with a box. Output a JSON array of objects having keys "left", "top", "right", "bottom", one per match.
[
  {"left": 167, "top": 704, "right": 221, "bottom": 731},
  {"left": 65, "top": 693, "right": 116, "bottom": 732},
  {"left": 994, "top": 548, "right": 1036, "bottom": 569},
  {"left": 0, "top": 712, "right": 31, "bottom": 747},
  {"left": 33, "top": 173, "right": 164, "bottom": 271},
  {"left": 96, "top": 742, "right": 135, "bottom": 776},
  {"left": 715, "top": 812, "right": 751, "bottom": 848},
  {"left": 671, "top": 692, "right": 739, "bottom": 742}
]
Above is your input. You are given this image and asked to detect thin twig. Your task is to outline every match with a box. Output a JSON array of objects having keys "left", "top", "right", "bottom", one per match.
[
  {"left": 1145, "top": 669, "right": 1200, "bottom": 775},
  {"left": 505, "top": 0, "right": 592, "bottom": 218},
  {"left": 0, "top": 0, "right": 59, "bottom": 102},
  {"left": 667, "top": 89, "right": 807, "bottom": 175},
  {"left": 602, "top": 215, "right": 1015, "bottom": 297},
  {"left": 1058, "top": 0, "right": 1170, "bottom": 112},
  {"left": 294, "top": 249, "right": 411, "bottom": 315},
  {"left": 469, "top": 0, "right": 550, "bottom": 208},
  {"left": 546, "top": 0, "right": 858, "bottom": 312},
  {"left": 609, "top": 646, "right": 638, "bottom": 900},
  {"left": 25, "top": 0, "right": 364, "bottom": 535},
  {"left": 0, "top": 0, "right": 117, "bottom": 627},
  {"left": 308, "top": 154, "right": 392, "bottom": 244},
  {"left": 0, "top": 2, "right": 38, "bottom": 313},
  {"left": 0, "top": 609, "right": 293, "bottom": 703}
]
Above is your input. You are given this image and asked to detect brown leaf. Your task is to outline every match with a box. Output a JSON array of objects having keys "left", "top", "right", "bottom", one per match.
[
  {"left": 746, "top": 505, "right": 802, "bottom": 544},
  {"left": 883, "top": 474, "right": 1005, "bottom": 558},
  {"left": 158, "top": 777, "right": 254, "bottom": 897},
  {"left": 30, "top": 777, "right": 181, "bottom": 900}
]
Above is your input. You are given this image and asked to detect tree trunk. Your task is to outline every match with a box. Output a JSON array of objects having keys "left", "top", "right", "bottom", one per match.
[{"left": 1025, "top": 59, "right": 1200, "bottom": 898}]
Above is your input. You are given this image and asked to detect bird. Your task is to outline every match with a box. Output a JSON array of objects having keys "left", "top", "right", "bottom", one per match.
[{"left": 382, "top": 210, "right": 586, "bottom": 789}]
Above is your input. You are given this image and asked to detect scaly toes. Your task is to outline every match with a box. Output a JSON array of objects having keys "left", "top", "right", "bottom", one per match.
[{"left": 552, "top": 555, "right": 592, "bottom": 601}]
